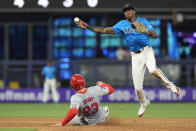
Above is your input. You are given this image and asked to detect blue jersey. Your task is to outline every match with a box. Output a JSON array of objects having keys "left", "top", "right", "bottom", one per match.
[
  {"left": 112, "top": 17, "right": 153, "bottom": 51},
  {"left": 42, "top": 66, "right": 57, "bottom": 79}
]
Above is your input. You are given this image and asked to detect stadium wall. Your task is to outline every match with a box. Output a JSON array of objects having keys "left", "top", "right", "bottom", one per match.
[{"left": 0, "top": 88, "right": 196, "bottom": 102}]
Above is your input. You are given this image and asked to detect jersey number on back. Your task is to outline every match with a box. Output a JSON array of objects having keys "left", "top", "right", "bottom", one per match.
[{"left": 83, "top": 102, "right": 98, "bottom": 116}]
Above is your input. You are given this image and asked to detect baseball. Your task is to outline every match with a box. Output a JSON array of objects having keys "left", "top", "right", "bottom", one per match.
[{"left": 74, "top": 17, "right": 80, "bottom": 23}]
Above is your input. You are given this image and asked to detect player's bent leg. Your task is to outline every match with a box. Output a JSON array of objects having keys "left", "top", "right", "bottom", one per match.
[
  {"left": 70, "top": 115, "right": 85, "bottom": 125},
  {"left": 146, "top": 48, "right": 180, "bottom": 95},
  {"left": 96, "top": 106, "right": 110, "bottom": 125},
  {"left": 151, "top": 68, "right": 180, "bottom": 95}
]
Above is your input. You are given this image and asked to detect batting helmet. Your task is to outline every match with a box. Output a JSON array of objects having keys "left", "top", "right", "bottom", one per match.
[
  {"left": 71, "top": 74, "right": 85, "bottom": 91},
  {"left": 122, "top": 2, "right": 136, "bottom": 12}
]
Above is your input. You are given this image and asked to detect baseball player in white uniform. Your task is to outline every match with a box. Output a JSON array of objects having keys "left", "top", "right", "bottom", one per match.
[
  {"left": 42, "top": 61, "right": 59, "bottom": 103},
  {"left": 52, "top": 74, "right": 114, "bottom": 126},
  {"left": 74, "top": 2, "right": 181, "bottom": 117}
]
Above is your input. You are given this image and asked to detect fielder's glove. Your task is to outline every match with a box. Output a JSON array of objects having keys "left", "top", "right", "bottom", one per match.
[{"left": 131, "top": 22, "right": 149, "bottom": 35}]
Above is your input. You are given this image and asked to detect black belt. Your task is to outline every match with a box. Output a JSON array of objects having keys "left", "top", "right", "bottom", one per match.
[
  {"left": 134, "top": 50, "right": 142, "bottom": 53},
  {"left": 134, "top": 45, "right": 150, "bottom": 54}
]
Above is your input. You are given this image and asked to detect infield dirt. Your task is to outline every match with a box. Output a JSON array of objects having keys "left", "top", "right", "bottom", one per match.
[{"left": 0, "top": 117, "right": 196, "bottom": 131}]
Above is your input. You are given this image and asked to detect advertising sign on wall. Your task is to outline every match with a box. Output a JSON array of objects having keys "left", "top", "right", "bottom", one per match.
[{"left": 0, "top": 88, "right": 195, "bottom": 102}]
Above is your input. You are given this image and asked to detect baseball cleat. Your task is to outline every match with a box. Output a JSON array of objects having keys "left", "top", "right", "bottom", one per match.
[
  {"left": 103, "top": 106, "right": 109, "bottom": 117},
  {"left": 165, "top": 82, "right": 181, "bottom": 95},
  {"left": 138, "top": 99, "right": 150, "bottom": 117},
  {"left": 174, "top": 87, "right": 180, "bottom": 95}
]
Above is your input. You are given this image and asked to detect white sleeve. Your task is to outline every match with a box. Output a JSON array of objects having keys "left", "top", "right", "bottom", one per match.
[
  {"left": 70, "top": 95, "right": 81, "bottom": 109},
  {"left": 95, "top": 86, "right": 109, "bottom": 97}
]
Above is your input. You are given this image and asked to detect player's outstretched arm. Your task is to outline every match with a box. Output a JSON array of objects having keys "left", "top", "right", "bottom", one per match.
[
  {"left": 75, "top": 18, "right": 115, "bottom": 34},
  {"left": 51, "top": 108, "right": 78, "bottom": 126},
  {"left": 87, "top": 25, "right": 115, "bottom": 34},
  {"left": 61, "top": 108, "right": 78, "bottom": 126}
]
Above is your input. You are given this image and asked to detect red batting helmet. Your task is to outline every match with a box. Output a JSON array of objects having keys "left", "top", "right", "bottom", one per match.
[{"left": 71, "top": 74, "right": 85, "bottom": 91}]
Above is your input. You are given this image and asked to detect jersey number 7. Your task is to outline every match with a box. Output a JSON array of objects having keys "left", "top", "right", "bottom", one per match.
[{"left": 83, "top": 102, "right": 98, "bottom": 116}]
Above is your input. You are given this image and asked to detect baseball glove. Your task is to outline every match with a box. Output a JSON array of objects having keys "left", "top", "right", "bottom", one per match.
[{"left": 131, "top": 22, "right": 149, "bottom": 34}]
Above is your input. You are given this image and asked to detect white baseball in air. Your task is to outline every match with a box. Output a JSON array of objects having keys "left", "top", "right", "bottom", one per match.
[{"left": 74, "top": 17, "right": 80, "bottom": 23}]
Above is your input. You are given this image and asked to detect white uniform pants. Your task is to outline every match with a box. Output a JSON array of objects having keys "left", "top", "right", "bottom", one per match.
[
  {"left": 70, "top": 107, "right": 109, "bottom": 125},
  {"left": 42, "top": 78, "right": 59, "bottom": 103},
  {"left": 131, "top": 46, "right": 156, "bottom": 91}
]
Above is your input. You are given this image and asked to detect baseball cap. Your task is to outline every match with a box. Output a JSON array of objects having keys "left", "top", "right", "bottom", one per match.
[{"left": 122, "top": 3, "right": 136, "bottom": 12}]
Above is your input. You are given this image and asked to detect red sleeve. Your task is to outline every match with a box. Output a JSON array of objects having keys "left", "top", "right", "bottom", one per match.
[
  {"left": 61, "top": 108, "right": 78, "bottom": 126},
  {"left": 101, "top": 83, "right": 114, "bottom": 95}
]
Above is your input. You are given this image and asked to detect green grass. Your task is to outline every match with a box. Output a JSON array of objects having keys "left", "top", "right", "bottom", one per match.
[
  {"left": 103, "top": 102, "right": 196, "bottom": 118},
  {"left": 0, "top": 102, "right": 196, "bottom": 118},
  {"left": 0, "top": 103, "right": 66, "bottom": 117},
  {"left": 0, "top": 128, "right": 36, "bottom": 131}
]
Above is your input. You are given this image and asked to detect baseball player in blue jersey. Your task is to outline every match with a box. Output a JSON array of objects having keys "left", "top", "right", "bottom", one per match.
[
  {"left": 75, "top": 2, "right": 180, "bottom": 117},
  {"left": 42, "top": 61, "right": 59, "bottom": 103}
]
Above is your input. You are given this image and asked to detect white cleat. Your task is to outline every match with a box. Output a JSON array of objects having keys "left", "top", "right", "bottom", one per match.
[
  {"left": 138, "top": 99, "right": 150, "bottom": 117},
  {"left": 103, "top": 106, "right": 109, "bottom": 117},
  {"left": 165, "top": 82, "right": 180, "bottom": 95}
]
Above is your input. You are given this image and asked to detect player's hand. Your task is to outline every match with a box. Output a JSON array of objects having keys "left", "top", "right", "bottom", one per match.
[
  {"left": 96, "top": 81, "right": 104, "bottom": 86},
  {"left": 50, "top": 123, "right": 63, "bottom": 127},
  {"left": 76, "top": 19, "right": 88, "bottom": 29}
]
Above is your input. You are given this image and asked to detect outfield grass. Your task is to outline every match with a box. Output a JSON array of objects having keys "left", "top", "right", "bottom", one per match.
[{"left": 0, "top": 102, "right": 196, "bottom": 118}]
